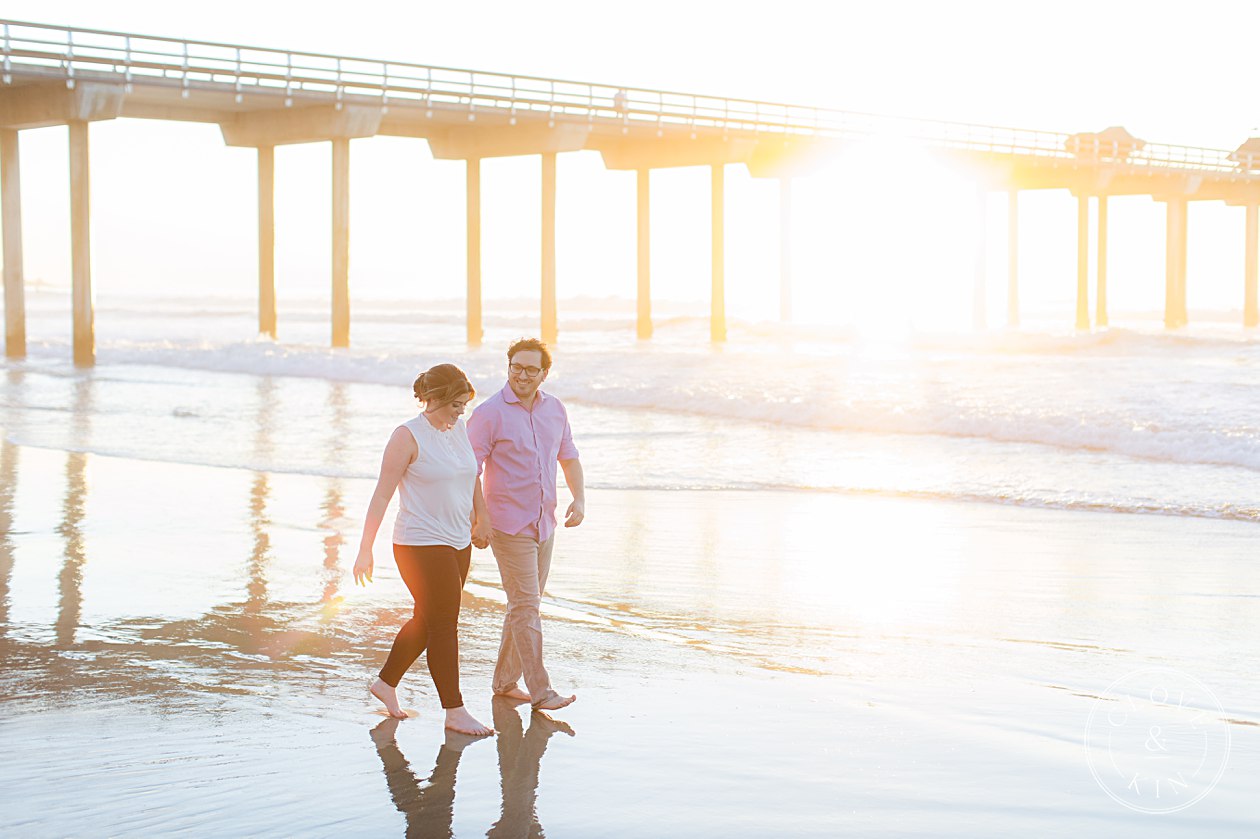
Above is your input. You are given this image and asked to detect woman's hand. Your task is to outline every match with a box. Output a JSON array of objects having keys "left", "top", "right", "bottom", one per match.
[
  {"left": 471, "top": 517, "right": 492, "bottom": 550},
  {"left": 353, "top": 549, "right": 375, "bottom": 586}
]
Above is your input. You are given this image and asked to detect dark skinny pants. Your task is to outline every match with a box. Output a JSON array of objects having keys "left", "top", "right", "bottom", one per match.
[{"left": 379, "top": 543, "right": 471, "bottom": 709}]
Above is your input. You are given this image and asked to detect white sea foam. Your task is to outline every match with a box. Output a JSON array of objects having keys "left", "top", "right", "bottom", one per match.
[{"left": 14, "top": 325, "right": 1260, "bottom": 475}]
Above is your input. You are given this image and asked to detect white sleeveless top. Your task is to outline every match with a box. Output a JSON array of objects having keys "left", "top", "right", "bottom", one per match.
[{"left": 392, "top": 415, "right": 476, "bottom": 548}]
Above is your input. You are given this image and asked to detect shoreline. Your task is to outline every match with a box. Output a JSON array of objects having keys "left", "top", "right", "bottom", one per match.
[{"left": 1, "top": 439, "right": 1258, "bottom": 835}]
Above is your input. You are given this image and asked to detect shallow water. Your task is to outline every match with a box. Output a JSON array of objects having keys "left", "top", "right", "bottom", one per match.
[
  {"left": 1, "top": 437, "right": 1257, "bottom": 836},
  {"left": 2, "top": 297, "right": 1259, "bottom": 835}
]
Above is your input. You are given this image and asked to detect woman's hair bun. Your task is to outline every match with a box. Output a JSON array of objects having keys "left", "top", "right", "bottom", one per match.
[{"left": 413, "top": 364, "right": 474, "bottom": 406}]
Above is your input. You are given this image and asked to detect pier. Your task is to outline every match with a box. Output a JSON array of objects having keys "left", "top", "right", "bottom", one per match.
[{"left": 2, "top": 19, "right": 1260, "bottom": 365}]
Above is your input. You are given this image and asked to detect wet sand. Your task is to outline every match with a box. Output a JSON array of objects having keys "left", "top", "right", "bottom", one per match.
[{"left": 1, "top": 441, "right": 1258, "bottom": 837}]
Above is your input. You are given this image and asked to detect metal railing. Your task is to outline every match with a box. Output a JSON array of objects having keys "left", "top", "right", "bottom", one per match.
[{"left": 2, "top": 19, "right": 1257, "bottom": 174}]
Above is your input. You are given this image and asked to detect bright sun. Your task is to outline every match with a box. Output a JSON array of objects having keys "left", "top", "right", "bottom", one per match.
[{"left": 788, "top": 138, "right": 981, "bottom": 336}]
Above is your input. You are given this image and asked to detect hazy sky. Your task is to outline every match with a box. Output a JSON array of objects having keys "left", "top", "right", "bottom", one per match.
[{"left": 4, "top": 1, "right": 1260, "bottom": 328}]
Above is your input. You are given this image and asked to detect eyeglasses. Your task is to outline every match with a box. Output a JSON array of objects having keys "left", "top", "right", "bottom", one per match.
[{"left": 509, "top": 363, "right": 544, "bottom": 377}]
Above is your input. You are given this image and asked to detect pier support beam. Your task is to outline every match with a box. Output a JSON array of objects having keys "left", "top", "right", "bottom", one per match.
[
  {"left": 636, "top": 169, "right": 651, "bottom": 339},
  {"left": 780, "top": 178, "right": 793, "bottom": 322},
  {"left": 1, "top": 129, "right": 24, "bottom": 358},
  {"left": 1006, "top": 190, "right": 1018, "bottom": 328},
  {"left": 1075, "top": 195, "right": 1090, "bottom": 331},
  {"left": 711, "top": 164, "right": 726, "bottom": 342},
  {"left": 69, "top": 121, "right": 93, "bottom": 366},
  {"left": 540, "top": 152, "right": 557, "bottom": 345},
  {"left": 1245, "top": 204, "right": 1258, "bottom": 328},
  {"left": 973, "top": 188, "right": 987, "bottom": 331},
  {"left": 1164, "top": 198, "right": 1188, "bottom": 328},
  {"left": 257, "top": 146, "right": 276, "bottom": 339},
  {"left": 331, "top": 138, "right": 350, "bottom": 348},
  {"left": 1096, "top": 196, "right": 1109, "bottom": 328},
  {"left": 466, "top": 158, "right": 482, "bottom": 346}
]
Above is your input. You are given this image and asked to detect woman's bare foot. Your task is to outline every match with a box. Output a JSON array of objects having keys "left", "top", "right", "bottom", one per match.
[
  {"left": 532, "top": 690, "right": 576, "bottom": 711},
  {"left": 494, "top": 686, "right": 531, "bottom": 703},
  {"left": 370, "top": 678, "right": 407, "bottom": 720},
  {"left": 444, "top": 705, "right": 494, "bottom": 736}
]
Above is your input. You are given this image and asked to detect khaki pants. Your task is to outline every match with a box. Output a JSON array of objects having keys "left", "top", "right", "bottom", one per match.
[{"left": 490, "top": 529, "right": 556, "bottom": 699}]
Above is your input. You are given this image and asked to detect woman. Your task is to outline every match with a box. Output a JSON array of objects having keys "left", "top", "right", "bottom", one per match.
[{"left": 353, "top": 363, "right": 493, "bottom": 736}]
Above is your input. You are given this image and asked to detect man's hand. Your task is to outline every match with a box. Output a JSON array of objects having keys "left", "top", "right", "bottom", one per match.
[
  {"left": 353, "top": 549, "right": 374, "bottom": 586},
  {"left": 472, "top": 517, "right": 492, "bottom": 549},
  {"left": 563, "top": 499, "right": 585, "bottom": 528}
]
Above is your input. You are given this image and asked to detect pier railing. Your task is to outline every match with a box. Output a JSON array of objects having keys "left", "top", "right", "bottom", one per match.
[{"left": 2, "top": 18, "right": 1256, "bottom": 173}]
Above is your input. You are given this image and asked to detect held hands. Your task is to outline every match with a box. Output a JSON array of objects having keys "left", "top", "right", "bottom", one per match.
[
  {"left": 353, "top": 549, "right": 375, "bottom": 586},
  {"left": 471, "top": 517, "right": 492, "bottom": 549},
  {"left": 564, "top": 499, "right": 585, "bottom": 528}
]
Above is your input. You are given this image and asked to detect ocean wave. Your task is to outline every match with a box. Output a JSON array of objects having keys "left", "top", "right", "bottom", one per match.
[{"left": 12, "top": 332, "right": 1260, "bottom": 473}]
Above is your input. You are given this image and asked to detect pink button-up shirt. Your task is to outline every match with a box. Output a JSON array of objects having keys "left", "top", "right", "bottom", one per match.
[{"left": 467, "top": 383, "right": 580, "bottom": 543}]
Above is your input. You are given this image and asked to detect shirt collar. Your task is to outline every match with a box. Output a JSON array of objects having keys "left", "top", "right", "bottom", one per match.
[{"left": 500, "top": 382, "right": 546, "bottom": 406}]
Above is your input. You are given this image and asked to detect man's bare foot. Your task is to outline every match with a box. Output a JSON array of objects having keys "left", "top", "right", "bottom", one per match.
[
  {"left": 532, "top": 690, "right": 576, "bottom": 711},
  {"left": 444, "top": 705, "right": 494, "bottom": 736},
  {"left": 370, "top": 678, "right": 407, "bottom": 720},
  {"left": 494, "top": 686, "right": 531, "bottom": 703}
]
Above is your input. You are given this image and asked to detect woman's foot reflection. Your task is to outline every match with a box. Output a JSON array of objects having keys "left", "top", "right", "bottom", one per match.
[
  {"left": 369, "top": 714, "right": 491, "bottom": 838},
  {"left": 369, "top": 715, "right": 403, "bottom": 749}
]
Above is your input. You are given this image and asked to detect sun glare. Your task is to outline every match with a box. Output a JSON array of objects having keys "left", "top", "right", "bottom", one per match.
[{"left": 790, "top": 139, "right": 979, "bottom": 338}]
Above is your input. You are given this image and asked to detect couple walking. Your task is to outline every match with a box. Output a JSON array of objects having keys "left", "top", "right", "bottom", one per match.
[{"left": 352, "top": 338, "right": 584, "bottom": 735}]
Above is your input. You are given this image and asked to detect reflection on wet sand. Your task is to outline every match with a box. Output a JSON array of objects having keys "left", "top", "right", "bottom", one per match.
[
  {"left": 247, "top": 473, "right": 272, "bottom": 611},
  {"left": 248, "top": 377, "right": 276, "bottom": 612},
  {"left": 0, "top": 415, "right": 507, "bottom": 704},
  {"left": 0, "top": 440, "right": 17, "bottom": 635},
  {"left": 321, "top": 382, "right": 349, "bottom": 606},
  {"left": 55, "top": 376, "right": 93, "bottom": 647},
  {"left": 55, "top": 452, "right": 87, "bottom": 646},
  {"left": 488, "top": 698, "right": 574, "bottom": 838},
  {"left": 369, "top": 698, "right": 573, "bottom": 838},
  {"left": 371, "top": 717, "right": 474, "bottom": 839},
  {"left": 321, "top": 479, "right": 346, "bottom": 607}
]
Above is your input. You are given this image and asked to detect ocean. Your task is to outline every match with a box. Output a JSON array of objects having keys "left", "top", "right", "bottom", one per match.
[
  {"left": 1, "top": 290, "right": 1257, "bottom": 837},
  {"left": 7, "top": 291, "right": 1259, "bottom": 521}
]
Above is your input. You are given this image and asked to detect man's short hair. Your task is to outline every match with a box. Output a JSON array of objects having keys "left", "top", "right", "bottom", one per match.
[{"left": 507, "top": 337, "right": 553, "bottom": 370}]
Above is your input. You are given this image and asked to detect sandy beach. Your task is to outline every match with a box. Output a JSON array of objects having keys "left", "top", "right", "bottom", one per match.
[{"left": 2, "top": 440, "right": 1257, "bottom": 837}]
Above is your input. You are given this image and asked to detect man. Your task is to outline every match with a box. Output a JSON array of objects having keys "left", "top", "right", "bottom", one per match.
[{"left": 469, "top": 338, "right": 584, "bottom": 711}]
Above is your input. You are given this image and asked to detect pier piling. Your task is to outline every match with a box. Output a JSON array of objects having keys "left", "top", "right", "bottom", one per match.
[
  {"left": 1096, "top": 196, "right": 1109, "bottom": 328},
  {"left": 466, "top": 158, "right": 482, "bottom": 346},
  {"left": 711, "top": 164, "right": 726, "bottom": 343},
  {"left": 1245, "top": 204, "right": 1258, "bottom": 328},
  {"left": 1006, "top": 191, "right": 1019, "bottom": 328},
  {"left": 1, "top": 129, "right": 24, "bottom": 359},
  {"left": 331, "top": 138, "right": 350, "bottom": 348},
  {"left": 636, "top": 168, "right": 652, "bottom": 340},
  {"left": 69, "top": 121, "right": 93, "bottom": 367},
  {"left": 257, "top": 146, "right": 276, "bottom": 339},
  {"left": 1075, "top": 195, "right": 1090, "bottom": 331},
  {"left": 541, "top": 152, "right": 557, "bottom": 344},
  {"left": 1164, "top": 199, "right": 1189, "bottom": 328}
]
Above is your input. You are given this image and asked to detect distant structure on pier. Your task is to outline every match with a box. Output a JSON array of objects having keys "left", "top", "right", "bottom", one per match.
[{"left": 2, "top": 19, "right": 1259, "bottom": 365}]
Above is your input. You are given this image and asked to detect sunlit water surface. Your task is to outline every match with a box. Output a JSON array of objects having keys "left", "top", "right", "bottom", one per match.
[{"left": 1, "top": 296, "right": 1258, "bottom": 836}]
